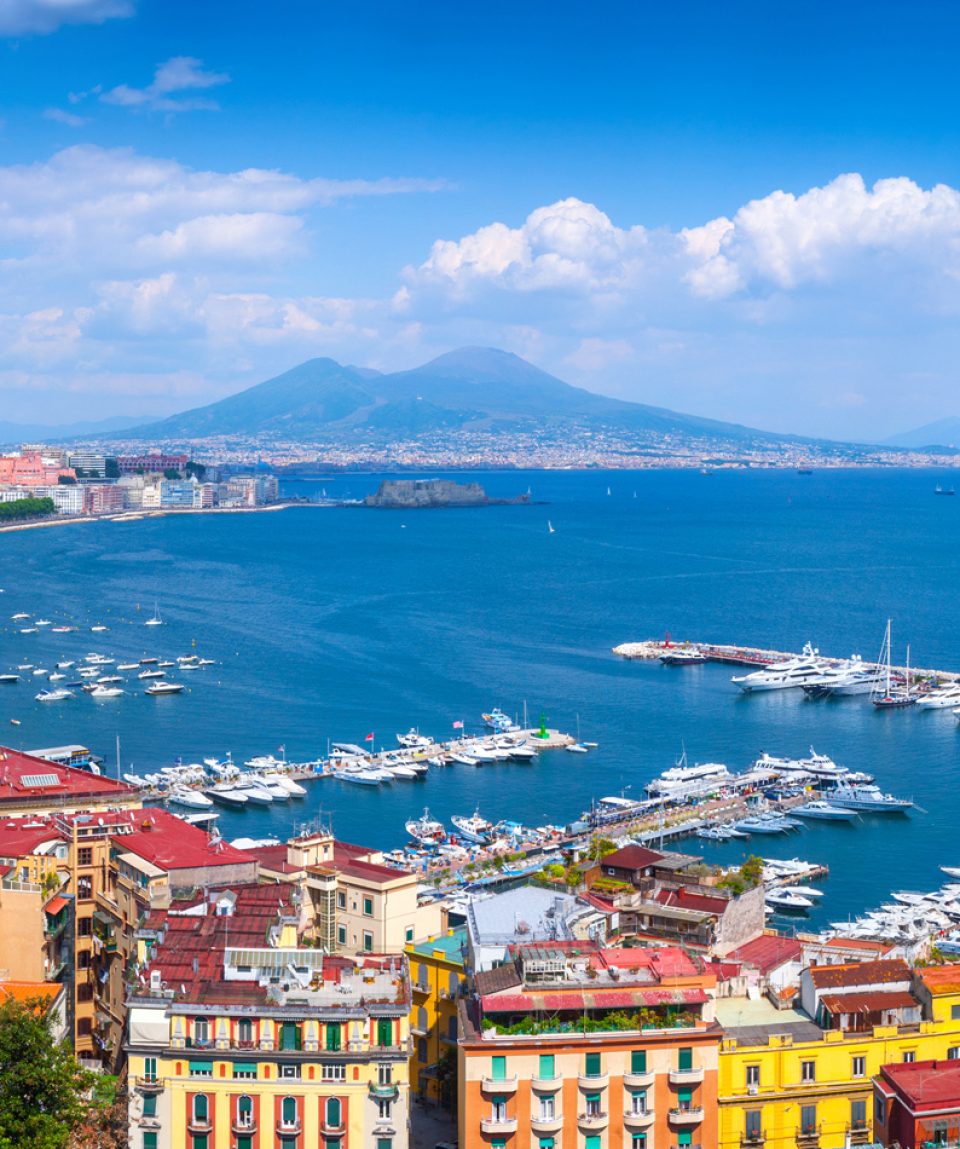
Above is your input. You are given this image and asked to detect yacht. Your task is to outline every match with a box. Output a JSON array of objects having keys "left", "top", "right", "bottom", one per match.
[
  {"left": 645, "top": 755, "right": 731, "bottom": 798},
  {"left": 405, "top": 808, "right": 446, "bottom": 846},
  {"left": 449, "top": 751, "right": 480, "bottom": 766},
  {"left": 90, "top": 685, "right": 124, "bottom": 698},
  {"left": 209, "top": 785, "right": 249, "bottom": 807},
  {"left": 735, "top": 813, "right": 797, "bottom": 834},
  {"left": 139, "top": 668, "right": 166, "bottom": 680},
  {"left": 481, "top": 708, "right": 520, "bottom": 733},
  {"left": 36, "top": 688, "right": 73, "bottom": 702},
  {"left": 792, "top": 800, "right": 857, "bottom": 821},
  {"left": 259, "top": 772, "right": 307, "bottom": 797},
  {"left": 731, "top": 643, "right": 829, "bottom": 692},
  {"left": 0, "top": 673, "right": 19, "bottom": 685},
  {"left": 10, "top": 612, "right": 29, "bottom": 620},
  {"left": 117, "top": 663, "right": 140, "bottom": 671},
  {"left": 872, "top": 620, "right": 916, "bottom": 709},
  {"left": 766, "top": 890, "right": 814, "bottom": 911},
  {"left": 169, "top": 786, "right": 214, "bottom": 810},
  {"left": 396, "top": 729, "right": 431, "bottom": 749},
  {"left": 802, "top": 655, "right": 873, "bottom": 696},
  {"left": 145, "top": 681, "right": 185, "bottom": 695},
  {"left": 917, "top": 686, "right": 960, "bottom": 709},
  {"left": 232, "top": 780, "right": 273, "bottom": 804},
  {"left": 826, "top": 782, "right": 913, "bottom": 813},
  {"left": 660, "top": 647, "right": 707, "bottom": 666},
  {"left": 451, "top": 808, "right": 494, "bottom": 843}
]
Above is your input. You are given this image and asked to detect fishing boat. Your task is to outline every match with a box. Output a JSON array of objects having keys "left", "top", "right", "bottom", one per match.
[
  {"left": 451, "top": 808, "right": 494, "bottom": 843},
  {"left": 405, "top": 808, "right": 446, "bottom": 846},
  {"left": 792, "top": 800, "right": 857, "bottom": 821},
  {"left": 145, "top": 681, "right": 185, "bottom": 695},
  {"left": 169, "top": 786, "right": 214, "bottom": 809},
  {"left": 36, "top": 688, "right": 73, "bottom": 702},
  {"left": 872, "top": 619, "right": 916, "bottom": 709},
  {"left": 144, "top": 602, "right": 163, "bottom": 627}
]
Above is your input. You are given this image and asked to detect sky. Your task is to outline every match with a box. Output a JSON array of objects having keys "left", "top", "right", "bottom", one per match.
[{"left": 2, "top": 0, "right": 960, "bottom": 439}]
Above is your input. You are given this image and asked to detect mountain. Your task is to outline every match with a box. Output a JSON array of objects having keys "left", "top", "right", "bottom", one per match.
[
  {"left": 0, "top": 414, "right": 152, "bottom": 445},
  {"left": 883, "top": 416, "right": 960, "bottom": 449},
  {"left": 119, "top": 346, "right": 811, "bottom": 445}
]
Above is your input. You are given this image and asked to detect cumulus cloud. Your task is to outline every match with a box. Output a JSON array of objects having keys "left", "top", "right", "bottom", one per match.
[
  {"left": 0, "top": 0, "right": 132, "bottom": 36},
  {"left": 102, "top": 55, "right": 230, "bottom": 113}
]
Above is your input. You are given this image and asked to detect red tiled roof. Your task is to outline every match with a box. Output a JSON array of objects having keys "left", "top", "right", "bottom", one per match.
[
  {"left": 879, "top": 1059, "right": 960, "bottom": 1109},
  {"left": 819, "top": 990, "right": 918, "bottom": 1015},
  {"left": 809, "top": 958, "right": 910, "bottom": 989},
  {"left": 919, "top": 967, "right": 960, "bottom": 995},
  {"left": 0, "top": 822, "right": 65, "bottom": 857},
  {"left": 0, "top": 747, "right": 135, "bottom": 802},
  {"left": 656, "top": 886, "right": 728, "bottom": 915},
  {"left": 337, "top": 857, "right": 412, "bottom": 883},
  {"left": 728, "top": 933, "right": 803, "bottom": 974},
  {"left": 602, "top": 845, "right": 665, "bottom": 871},
  {"left": 595, "top": 947, "right": 700, "bottom": 979},
  {"left": 0, "top": 980, "right": 63, "bottom": 1010},
  {"left": 110, "top": 808, "right": 256, "bottom": 873},
  {"left": 254, "top": 844, "right": 299, "bottom": 873}
]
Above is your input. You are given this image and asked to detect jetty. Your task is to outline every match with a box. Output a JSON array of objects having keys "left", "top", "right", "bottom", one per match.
[{"left": 612, "top": 638, "right": 960, "bottom": 684}]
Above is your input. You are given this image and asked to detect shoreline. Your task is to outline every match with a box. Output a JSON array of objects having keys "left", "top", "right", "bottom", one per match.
[{"left": 0, "top": 501, "right": 312, "bottom": 535}]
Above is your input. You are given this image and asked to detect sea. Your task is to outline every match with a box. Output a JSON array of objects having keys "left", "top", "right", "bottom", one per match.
[{"left": 1, "top": 467, "right": 958, "bottom": 932}]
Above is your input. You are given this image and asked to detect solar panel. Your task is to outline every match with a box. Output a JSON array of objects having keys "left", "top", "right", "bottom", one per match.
[{"left": 20, "top": 773, "right": 61, "bottom": 788}]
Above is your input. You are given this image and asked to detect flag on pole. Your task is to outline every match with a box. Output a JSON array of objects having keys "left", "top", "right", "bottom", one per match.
[
  {"left": 364, "top": 732, "right": 374, "bottom": 742},
  {"left": 452, "top": 720, "right": 464, "bottom": 729}
]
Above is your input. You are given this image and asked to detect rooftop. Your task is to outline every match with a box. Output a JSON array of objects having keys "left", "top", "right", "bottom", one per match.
[
  {"left": 0, "top": 980, "right": 63, "bottom": 1011},
  {"left": 0, "top": 821, "right": 66, "bottom": 857},
  {"left": 110, "top": 808, "right": 256, "bottom": 873},
  {"left": 601, "top": 845, "right": 666, "bottom": 870},
  {"left": 878, "top": 1058, "right": 960, "bottom": 1109},
  {"left": 727, "top": 933, "right": 803, "bottom": 974},
  {"left": 809, "top": 958, "right": 911, "bottom": 990},
  {"left": 714, "top": 996, "right": 823, "bottom": 1045},
  {"left": 0, "top": 747, "right": 136, "bottom": 804},
  {"left": 918, "top": 966, "right": 960, "bottom": 996},
  {"left": 467, "top": 885, "right": 587, "bottom": 947},
  {"left": 819, "top": 989, "right": 919, "bottom": 1016},
  {"left": 408, "top": 928, "right": 466, "bottom": 963}
]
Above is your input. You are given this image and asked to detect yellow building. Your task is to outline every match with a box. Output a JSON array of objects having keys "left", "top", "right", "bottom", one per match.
[
  {"left": 126, "top": 882, "right": 411, "bottom": 1149},
  {"left": 405, "top": 927, "right": 466, "bottom": 1104},
  {"left": 718, "top": 964, "right": 960, "bottom": 1149}
]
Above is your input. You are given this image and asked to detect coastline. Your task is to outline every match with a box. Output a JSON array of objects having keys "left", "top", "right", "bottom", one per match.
[{"left": 0, "top": 500, "right": 312, "bottom": 535}]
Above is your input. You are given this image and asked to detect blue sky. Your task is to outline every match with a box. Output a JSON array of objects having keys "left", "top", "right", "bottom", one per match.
[{"left": 3, "top": 0, "right": 960, "bottom": 438}]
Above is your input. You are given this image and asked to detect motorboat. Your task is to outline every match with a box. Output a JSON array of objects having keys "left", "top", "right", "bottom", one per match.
[
  {"left": 942, "top": 867, "right": 960, "bottom": 879},
  {"left": 51, "top": 625, "right": 74, "bottom": 633},
  {"left": 90, "top": 685, "right": 124, "bottom": 698},
  {"left": 396, "top": 729, "right": 431, "bottom": 749},
  {"left": 36, "top": 688, "right": 73, "bottom": 702},
  {"left": 123, "top": 773, "right": 148, "bottom": 787},
  {"left": 232, "top": 780, "right": 274, "bottom": 804},
  {"left": 169, "top": 786, "right": 214, "bottom": 809},
  {"left": 140, "top": 657, "right": 159, "bottom": 665},
  {"left": 384, "top": 763, "right": 419, "bottom": 780},
  {"left": 697, "top": 824, "right": 738, "bottom": 840},
  {"left": 792, "top": 800, "right": 857, "bottom": 821},
  {"left": 334, "top": 764, "right": 387, "bottom": 785},
  {"left": 10, "top": 612, "right": 29, "bottom": 620},
  {"left": 566, "top": 742, "right": 589, "bottom": 754},
  {"left": 145, "top": 681, "right": 185, "bottom": 695},
  {"left": 209, "top": 785, "right": 249, "bottom": 807},
  {"left": 449, "top": 751, "right": 480, "bottom": 766},
  {"left": 97, "top": 675, "right": 123, "bottom": 684},
  {"left": 35, "top": 618, "right": 52, "bottom": 627},
  {"left": 56, "top": 661, "right": 75, "bottom": 669},
  {"left": 766, "top": 890, "right": 814, "bottom": 910},
  {"left": 0, "top": 674, "right": 19, "bottom": 684},
  {"left": 90, "top": 624, "right": 109, "bottom": 632},
  {"left": 20, "top": 627, "right": 38, "bottom": 634},
  {"left": 117, "top": 663, "right": 139, "bottom": 671},
  {"left": 731, "top": 643, "right": 829, "bottom": 692},
  {"left": 917, "top": 687, "right": 960, "bottom": 709},
  {"left": 157, "top": 660, "right": 175, "bottom": 669},
  {"left": 826, "top": 782, "right": 913, "bottom": 813},
  {"left": 779, "top": 885, "right": 824, "bottom": 898},
  {"left": 260, "top": 772, "right": 307, "bottom": 797},
  {"left": 659, "top": 647, "right": 707, "bottom": 666},
  {"left": 48, "top": 672, "right": 66, "bottom": 682},
  {"left": 451, "top": 808, "right": 494, "bottom": 843},
  {"left": 139, "top": 668, "right": 166, "bottom": 680},
  {"left": 405, "top": 808, "right": 446, "bottom": 846},
  {"left": 481, "top": 707, "right": 520, "bottom": 733},
  {"left": 735, "top": 814, "right": 796, "bottom": 834},
  {"left": 32, "top": 668, "right": 48, "bottom": 676}
]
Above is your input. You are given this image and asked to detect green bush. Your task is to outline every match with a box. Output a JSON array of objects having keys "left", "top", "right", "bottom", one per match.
[{"left": 0, "top": 496, "right": 56, "bottom": 523}]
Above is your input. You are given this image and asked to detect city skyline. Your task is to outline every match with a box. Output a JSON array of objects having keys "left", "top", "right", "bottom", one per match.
[{"left": 3, "top": 1, "right": 960, "bottom": 440}]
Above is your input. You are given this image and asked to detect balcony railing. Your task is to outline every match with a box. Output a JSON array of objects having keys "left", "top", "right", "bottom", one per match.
[
  {"left": 134, "top": 1076, "right": 164, "bottom": 1092},
  {"left": 669, "top": 1106, "right": 705, "bottom": 1124},
  {"left": 531, "top": 1113, "right": 564, "bottom": 1134},
  {"left": 277, "top": 1118, "right": 303, "bottom": 1136},
  {"left": 480, "top": 1116, "right": 518, "bottom": 1134},
  {"left": 669, "top": 1066, "right": 704, "bottom": 1085},
  {"left": 231, "top": 1116, "right": 257, "bottom": 1135},
  {"left": 578, "top": 1111, "right": 608, "bottom": 1130},
  {"left": 624, "top": 1069, "right": 655, "bottom": 1088},
  {"left": 481, "top": 1074, "right": 518, "bottom": 1093},
  {"left": 625, "top": 1109, "right": 656, "bottom": 1128},
  {"left": 369, "top": 1081, "right": 399, "bottom": 1100},
  {"left": 578, "top": 1070, "right": 609, "bottom": 1089},
  {"left": 532, "top": 1075, "right": 562, "bottom": 1091},
  {"left": 187, "top": 1116, "right": 213, "bottom": 1134}
]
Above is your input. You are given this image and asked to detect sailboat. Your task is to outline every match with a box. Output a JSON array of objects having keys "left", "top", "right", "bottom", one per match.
[
  {"left": 144, "top": 601, "right": 163, "bottom": 627},
  {"left": 872, "top": 619, "right": 916, "bottom": 709},
  {"left": 547, "top": 520, "right": 555, "bottom": 534}
]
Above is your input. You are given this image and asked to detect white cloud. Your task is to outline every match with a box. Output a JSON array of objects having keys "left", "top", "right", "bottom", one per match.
[
  {"left": 43, "top": 107, "right": 87, "bottom": 127},
  {"left": 102, "top": 55, "right": 230, "bottom": 113},
  {"left": 0, "top": 0, "right": 132, "bottom": 36}
]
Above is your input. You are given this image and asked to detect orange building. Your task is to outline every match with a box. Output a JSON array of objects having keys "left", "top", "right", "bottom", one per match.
[
  {"left": 458, "top": 942, "right": 721, "bottom": 1149},
  {"left": 0, "top": 452, "right": 74, "bottom": 486}
]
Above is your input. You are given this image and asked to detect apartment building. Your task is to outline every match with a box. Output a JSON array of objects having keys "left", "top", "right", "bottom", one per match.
[
  {"left": 405, "top": 927, "right": 467, "bottom": 1104},
  {"left": 458, "top": 942, "right": 720, "bottom": 1149},
  {"left": 126, "top": 883, "right": 411, "bottom": 1149},
  {"left": 874, "top": 1057, "right": 960, "bottom": 1149}
]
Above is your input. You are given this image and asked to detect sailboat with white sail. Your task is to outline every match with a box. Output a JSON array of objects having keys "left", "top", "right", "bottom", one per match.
[{"left": 872, "top": 619, "right": 916, "bottom": 709}]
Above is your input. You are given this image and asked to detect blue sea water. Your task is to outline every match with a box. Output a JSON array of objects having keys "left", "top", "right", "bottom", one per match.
[{"left": 1, "top": 467, "right": 958, "bottom": 931}]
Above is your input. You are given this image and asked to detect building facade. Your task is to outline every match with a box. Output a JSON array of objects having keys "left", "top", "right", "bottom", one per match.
[{"left": 406, "top": 928, "right": 467, "bottom": 1104}]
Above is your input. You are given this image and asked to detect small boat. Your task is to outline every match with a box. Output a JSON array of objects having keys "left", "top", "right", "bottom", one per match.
[
  {"left": 449, "top": 751, "right": 480, "bottom": 766},
  {"left": 157, "top": 660, "right": 175, "bottom": 668},
  {"left": 10, "top": 612, "right": 29, "bottom": 620},
  {"left": 89, "top": 685, "right": 124, "bottom": 698},
  {"left": 56, "top": 661, "right": 74, "bottom": 669},
  {"left": 766, "top": 890, "right": 814, "bottom": 910},
  {"left": 90, "top": 624, "right": 109, "bottom": 632},
  {"left": 0, "top": 673, "right": 20, "bottom": 684},
  {"left": 36, "top": 688, "right": 73, "bottom": 702},
  {"left": 117, "top": 663, "right": 140, "bottom": 671},
  {"left": 547, "top": 520, "right": 555, "bottom": 534},
  {"left": 20, "top": 627, "right": 38, "bottom": 634},
  {"left": 32, "top": 668, "right": 48, "bottom": 676},
  {"left": 405, "top": 807, "right": 446, "bottom": 846},
  {"left": 144, "top": 602, "right": 163, "bottom": 627},
  {"left": 51, "top": 625, "right": 73, "bottom": 633},
  {"left": 209, "top": 785, "right": 249, "bottom": 807},
  {"left": 139, "top": 668, "right": 166, "bottom": 679},
  {"left": 792, "top": 800, "right": 857, "bottom": 821},
  {"left": 780, "top": 885, "right": 824, "bottom": 898},
  {"left": 660, "top": 648, "right": 707, "bottom": 666},
  {"left": 169, "top": 786, "right": 214, "bottom": 809},
  {"left": 233, "top": 781, "right": 273, "bottom": 804},
  {"left": 451, "top": 808, "right": 494, "bottom": 844},
  {"left": 145, "top": 681, "right": 185, "bottom": 695},
  {"left": 935, "top": 484, "right": 956, "bottom": 496},
  {"left": 35, "top": 619, "right": 51, "bottom": 627},
  {"left": 566, "top": 742, "right": 589, "bottom": 754}
]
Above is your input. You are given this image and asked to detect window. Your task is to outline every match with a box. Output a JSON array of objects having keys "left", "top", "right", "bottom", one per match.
[
  {"left": 875, "top": 1095, "right": 885, "bottom": 1124},
  {"left": 337, "top": 925, "right": 346, "bottom": 945},
  {"left": 142, "top": 1094, "right": 157, "bottom": 1118},
  {"left": 631, "top": 1090, "right": 647, "bottom": 1114},
  {"left": 143, "top": 1057, "right": 157, "bottom": 1082},
  {"left": 193, "top": 1094, "right": 209, "bottom": 1122},
  {"left": 192, "top": 1019, "right": 209, "bottom": 1048},
  {"left": 677, "top": 1134, "right": 692, "bottom": 1149},
  {"left": 378, "top": 1064, "right": 393, "bottom": 1086},
  {"left": 584, "top": 1051, "right": 601, "bottom": 1077},
  {"left": 539, "top": 1095, "right": 555, "bottom": 1119},
  {"left": 491, "top": 1055, "right": 507, "bottom": 1081},
  {"left": 232, "top": 1063, "right": 256, "bottom": 1079},
  {"left": 325, "top": 1097, "right": 342, "bottom": 1129},
  {"left": 952, "top": 1004, "right": 960, "bottom": 1021},
  {"left": 631, "top": 1136, "right": 647, "bottom": 1149},
  {"left": 78, "top": 847, "right": 93, "bottom": 866},
  {"left": 236, "top": 1139, "right": 252, "bottom": 1149},
  {"left": 418, "top": 1037, "right": 427, "bottom": 1063},
  {"left": 491, "top": 1096, "right": 507, "bottom": 1121},
  {"left": 377, "top": 1141, "right": 393, "bottom": 1149},
  {"left": 746, "top": 1064, "right": 760, "bottom": 1087},
  {"left": 677, "top": 1047, "right": 693, "bottom": 1071},
  {"left": 191, "top": 1137, "right": 207, "bottom": 1149},
  {"left": 539, "top": 1053, "right": 555, "bottom": 1080},
  {"left": 281, "top": 1096, "right": 298, "bottom": 1129},
  {"left": 77, "top": 950, "right": 92, "bottom": 970},
  {"left": 323, "top": 1062, "right": 346, "bottom": 1081},
  {"left": 405, "top": 926, "right": 414, "bottom": 943},
  {"left": 143, "top": 1134, "right": 158, "bottom": 1149},
  {"left": 279, "top": 1064, "right": 300, "bottom": 1079},
  {"left": 236, "top": 1019, "right": 253, "bottom": 1045},
  {"left": 851, "top": 1100, "right": 867, "bottom": 1130},
  {"left": 586, "top": 1138, "right": 601, "bottom": 1149},
  {"left": 363, "top": 896, "right": 374, "bottom": 917},
  {"left": 363, "top": 931, "right": 374, "bottom": 953},
  {"left": 801, "top": 1060, "right": 816, "bottom": 1083},
  {"left": 585, "top": 1093, "right": 601, "bottom": 1117},
  {"left": 852, "top": 1055, "right": 865, "bottom": 1078},
  {"left": 236, "top": 1096, "right": 253, "bottom": 1129},
  {"left": 540, "top": 1140, "right": 556, "bottom": 1149},
  {"left": 77, "top": 917, "right": 93, "bottom": 937},
  {"left": 745, "top": 1110, "right": 762, "bottom": 1140},
  {"left": 678, "top": 1087, "right": 693, "bottom": 1111},
  {"left": 77, "top": 984, "right": 94, "bottom": 1003},
  {"left": 801, "top": 1104, "right": 817, "bottom": 1134},
  {"left": 949, "top": 1047, "right": 960, "bottom": 1061},
  {"left": 337, "top": 891, "right": 346, "bottom": 909},
  {"left": 326, "top": 1022, "right": 342, "bottom": 1052},
  {"left": 377, "top": 1018, "right": 393, "bottom": 1048},
  {"left": 280, "top": 1022, "right": 301, "bottom": 1051},
  {"left": 631, "top": 1049, "right": 647, "bottom": 1074},
  {"left": 77, "top": 876, "right": 92, "bottom": 899},
  {"left": 377, "top": 1097, "right": 393, "bottom": 1120},
  {"left": 903, "top": 1051, "right": 916, "bottom": 1063},
  {"left": 188, "top": 1061, "right": 213, "bottom": 1077}
]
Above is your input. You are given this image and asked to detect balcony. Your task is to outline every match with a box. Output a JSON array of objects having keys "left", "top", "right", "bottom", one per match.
[
  {"left": 481, "top": 1074, "right": 518, "bottom": 1093},
  {"left": 369, "top": 1081, "right": 400, "bottom": 1101},
  {"left": 134, "top": 1076, "right": 164, "bottom": 1092},
  {"left": 742, "top": 1134, "right": 765, "bottom": 1147},
  {"left": 531, "top": 1113, "right": 564, "bottom": 1135},
  {"left": 232, "top": 1117, "right": 257, "bottom": 1135},
  {"left": 578, "top": 1070, "right": 609, "bottom": 1089},
  {"left": 669, "top": 1106, "right": 705, "bottom": 1125},
  {"left": 187, "top": 1117, "right": 213, "bottom": 1135},
  {"left": 532, "top": 1075, "right": 562, "bottom": 1092},
  {"left": 480, "top": 1116, "right": 518, "bottom": 1135},
  {"left": 624, "top": 1069, "right": 655, "bottom": 1088},
  {"left": 578, "top": 1110, "right": 609, "bottom": 1131},
  {"left": 625, "top": 1109, "right": 656, "bottom": 1129},
  {"left": 322, "top": 1118, "right": 346, "bottom": 1136},
  {"left": 847, "top": 1125, "right": 871, "bottom": 1146},
  {"left": 797, "top": 1126, "right": 821, "bottom": 1146},
  {"left": 277, "top": 1118, "right": 303, "bottom": 1136},
  {"left": 669, "top": 1066, "right": 704, "bottom": 1085}
]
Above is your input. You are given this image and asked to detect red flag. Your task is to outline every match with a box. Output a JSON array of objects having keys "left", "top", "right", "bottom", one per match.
[
  {"left": 452, "top": 720, "right": 464, "bottom": 729},
  {"left": 364, "top": 732, "right": 374, "bottom": 742}
]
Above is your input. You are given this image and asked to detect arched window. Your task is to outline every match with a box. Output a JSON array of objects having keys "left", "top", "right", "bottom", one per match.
[
  {"left": 237, "top": 1094, "right": 252, "bottom": 1128},
  {"left": 326, "top": 1096, "right": 342, "bottom": 1127},
  {"left": 193, "top": 1093, "right": 208, "bottom": 1121},
  {"left": 447, "top": 1014, "right": 458, "bottom": 1041},
  {"left": 417, "top": 1007, "right": 428, "bottom": 1032},
  {"left": 448, "top": 970, "right": 459, "bottom": 996},
  {"left": 281, "top": 1095, "right": 298, "bottom": 1126},
  {"left": 417, "top": 963, "right": 429, "bottom": 989}
]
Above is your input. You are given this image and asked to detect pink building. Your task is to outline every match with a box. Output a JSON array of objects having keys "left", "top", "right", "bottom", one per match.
[
  {"left": 84, "top": 485, "right": 126, "bottom": 514},
  {"left": 0, "top": 453, "right": 75, "bottom": 487}
]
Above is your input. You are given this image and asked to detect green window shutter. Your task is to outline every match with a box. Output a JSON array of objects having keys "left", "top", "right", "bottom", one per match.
[
  {"left": 192, "top": 1137, "right": 208, "bottom": 1149},
  {"left": 326, "top": 1023, "right": 342, "bottom": 1051},
  {"left": 364, "top": 896, "right": 373, "bottom": 915},
  {"left": 377, "top": 1141, "right": 393, "bottom": 1149},
  {"left": 585, "top": 1051, "right": 601, "bottom": 1076},
  {"left": 539, "top": 1053, "right": 555, "bottom": 1079},
  {"left": 678, "top": 1047, "right": 693, "bottom": 1071},
  {"left": 282, "top": 1096, "right": 297, "bottom": 1122},
  {"left": 236, "top": 1139, "right": 252, "bottom": 1149},
  {"left": 679, "top": 1088, "right": 693, "bottom": 1105},
  {"left": 493, "top": 1095, "right": 507, "bottom": 1107},
  {"left": 586, "top": 1092, "right": 601, "bottom": 1104},
  {"left": 194, "top": 1094, "right": 208, "bottom": 1121},
  {"left": 142, "top": 1094, "right": 157, "bottom": 1117},
  {"left": 586, "top": 1137, "right": 602, "bottom": 1149},
  {"left": 326, "top": 1097, "right": 342, "bottom": 1127},
  {"left": 491, "top": 1142, "right": 506, "bottom": 1149},
  {"left": 492, "top": 1055, "right": 506, "bottom": 1081},
  {"left": 539, "top": 1141, "right": 555, "bottom": 1149},
  {"left": 631, "top": 1049, "right": 646, "bottom": 1073},
  {"left": 377, "top": 1018, "right": 393, "bottom": 1047},
  {"left": 143, "top": 1135, "right": 158, "bottom": 1149},
  {"left": 677, "top": 1133, "right": 692, "bottom": 1148}
]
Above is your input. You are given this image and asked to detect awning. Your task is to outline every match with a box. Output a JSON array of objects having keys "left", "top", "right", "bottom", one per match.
[
  {"left": 188, "top": 1060, "right": 213, "bottom": 1074},
  {"left": 45, "top": 895, "right": 69, "bottom": 915}
]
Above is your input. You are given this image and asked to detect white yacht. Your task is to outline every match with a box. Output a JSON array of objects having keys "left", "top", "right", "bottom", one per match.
[
  {"left": 169, "top": 786, "right": 214, "bottom": 810},
  {"left": 451, "top": 808, "right": 494, "bottom": 843},
  {"left": 36, "top": 688, "right": 73, "bottom": 702},
  {"left": 792, "top": 800, "right": 857, "bottom": 821},
  {"left": 145, "top": 602, "right": 163, "bottom": 627},
  {"left": 139, "top": 668, "right": 166, "bottom": 680},
  {"left": 917, "top": 686, "right": 960, "bottom": 709},
  {"left": 208, "top": 785, "right": 249, "bottom": 807},
  {"left": 731, "top": 643, "right": 829, "bottom": 692},
  {"left": 645, "top": 755, "right": 731, "bottom": 798},
  {"left": 259, "top": 772, "right": 307, "bottom": 797},
  {"left": 90, "top": 685, "right": 124, "bottom": 699},
  {"left": 802, "top": 655, "right": 875, "bottom": 696},
  {"left": 145, "top": 681, "right": 185, "bottom": 695},
  {"left": 826, "top": 782, "right": 913, "bottom": 813}
]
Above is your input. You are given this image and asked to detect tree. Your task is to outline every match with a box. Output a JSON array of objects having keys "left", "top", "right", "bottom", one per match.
[
  {"left": 163, "top": 469, "right": 181, "bottom": 480},
  {"left": 185, "top": 460, "right": 207, "bottom": 480},
  {"left": 104, "top": 458, "right": 120, "bottom": 479},
  {"left": 0, "top": 994, "right": 92, "bottom": 1149}
]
